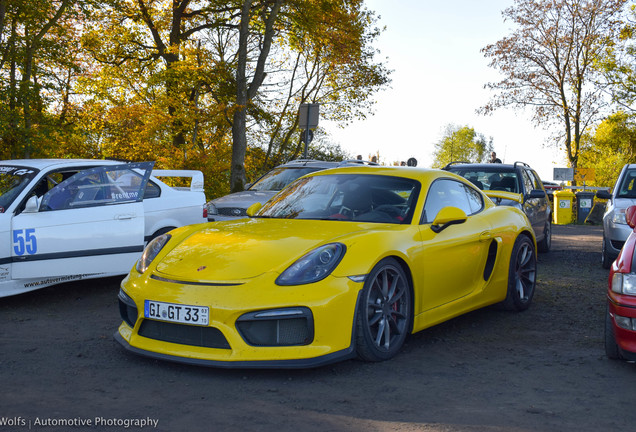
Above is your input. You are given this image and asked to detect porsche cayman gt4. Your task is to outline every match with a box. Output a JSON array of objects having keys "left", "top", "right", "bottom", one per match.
[{"left": 115, "top": 166, "right": 537, "bottom": 368}]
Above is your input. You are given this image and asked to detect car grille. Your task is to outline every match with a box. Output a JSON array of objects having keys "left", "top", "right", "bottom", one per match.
[
  {"left": 236, "top": 307, "right": 313, "bottom": 346},
  {"left": 138, "top": 319, "right": 231, "bottom": 349},
  {"left": 217, "top": 207, "right": 246, "bottom": 217}
]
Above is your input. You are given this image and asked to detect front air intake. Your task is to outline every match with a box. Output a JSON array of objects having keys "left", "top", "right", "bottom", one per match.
[{"left": 236, "top": 307, "right": 314, "bottom": 346}]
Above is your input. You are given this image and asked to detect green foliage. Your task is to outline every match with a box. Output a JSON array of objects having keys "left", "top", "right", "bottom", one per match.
[
  {"left": 597, "top": 3, "right": 636, "bottom": 112},
  {"left": 579, "top": 112, "right": 636, "bottom": 187},
  {"left": 431, "top": 125, "right": 493, "bottom": 168}
]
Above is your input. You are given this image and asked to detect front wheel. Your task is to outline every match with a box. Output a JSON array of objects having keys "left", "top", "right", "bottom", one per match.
[
  {"left": 601, "top": 237, "right": 612, "bottom": 269},
  {"left": 500, "top": 235, "right": 536, "bottom": 311},
  {"left": 355, "top": 258, "right": 412, "bottom": 362}
]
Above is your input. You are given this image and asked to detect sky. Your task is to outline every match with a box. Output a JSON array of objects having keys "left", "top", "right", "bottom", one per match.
[{"left": 322, "top": 0, "right": 565, "bottom": 181}]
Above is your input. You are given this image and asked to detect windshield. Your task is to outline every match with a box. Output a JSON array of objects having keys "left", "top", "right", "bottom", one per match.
[
  {"left": 450, "top": 169, "right": 519, "bottom": 193},
  {"left": 249, "top": 167, "right": 323, "bottom": 191},
  {"left": 258, "top": 174, "right": 420, "bottom": 224},
  {"left": 616, "top": 169, "right": 636, "bottom": 198},
  {"left": 0, "top": 166, "right": 39, "bottom": 213}
]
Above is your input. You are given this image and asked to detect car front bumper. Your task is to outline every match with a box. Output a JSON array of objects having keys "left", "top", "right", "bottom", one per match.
[
  {"left": 115, "top": 270, "right": 364, "bottom": 368},
  {"left": 608, "top": 292, "right": 636, "bottom": 360},
  {"left": 604, "top": 219, "right": 633, "bottom": 256}
]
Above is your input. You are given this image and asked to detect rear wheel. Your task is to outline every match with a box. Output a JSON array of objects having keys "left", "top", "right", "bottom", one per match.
[
  {"left": 355, "top": 258, "right": 412, "bottom": 362},
  {"left": 605, "top": 304, "right": 621, "bottom": 360},
  {"left": 537, "top": 220, "right": 551, "bottom": 253},
  {"left": 500, "top": 235, "right": 536, "bottom": 311}
]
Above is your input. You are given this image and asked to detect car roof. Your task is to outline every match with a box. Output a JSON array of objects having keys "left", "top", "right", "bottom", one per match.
[
  {"left": 275, "top": 159, "right": 378, "bottom": 169},
  {"left": 443, "top": 161, "right": 532, "bottom": 172},
  {"left": 307, "top": 165, "right": 462, "bottom": 184},
  {"left": 1, "top": 159, "right": 123, "bottom": 170}
]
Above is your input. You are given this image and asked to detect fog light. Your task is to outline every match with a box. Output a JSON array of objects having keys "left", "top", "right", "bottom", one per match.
[{"left": 614, "top": 314, "right": 635, "bottom": 331}]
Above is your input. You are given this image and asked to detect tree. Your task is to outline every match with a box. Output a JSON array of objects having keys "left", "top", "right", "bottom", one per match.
[
  {"left": 481, "top": 0, "right": 625, "bottom": 172},
  {"left": 227, "top": 0, "right": 389, "bottom": 191},
  {"left": 579, "top": 111, "right": 636, "bottom": 185},
  {"left": 230, "top": 0, "right": 282, "bottom": 192},
  {"left": 597, "top": 4, "right": 636, "bottom": 112},
  {"left": 81, "top": 0, "right": 389, "bottom": 196},
  {"left": 0, "top": 0, "right": 78, "bottom": 159},
  {"left": 253, "top": 1, "right": 390, "bottom": 171},
  {"left": 431, "top": 125, "right": 493, "bottom": 168}
]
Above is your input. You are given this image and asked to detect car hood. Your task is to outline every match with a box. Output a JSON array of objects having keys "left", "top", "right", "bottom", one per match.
[
  {"left": 210, "top": 190, "right": 277, "bottom": 209},
  {"left": 154, "top": 218, "right": 370, "bottom": 281},
  {"left": 612, "top": 197, "right": 636, "bottom": 209}
]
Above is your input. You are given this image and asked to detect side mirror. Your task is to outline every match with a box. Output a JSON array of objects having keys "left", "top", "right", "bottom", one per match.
[
  {"left": 23, "top": 195, "right": 40, "bottom": 213},
  {"left": 626, "top": 206, "right": 636, "bottom": 229},
  {"left": 596, "top": 189, "right": 612, "bottom": 200},
  {"left": 431, "top": 206, "right": 467, "bottom": 233},
  {"left": 526, "top": 189, "right": 546, "bottom": 200},
  {"left": 246, "top": 202, "right": 262, "bottom": 217}
]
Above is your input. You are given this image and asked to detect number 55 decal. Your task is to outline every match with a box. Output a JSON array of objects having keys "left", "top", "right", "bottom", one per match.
[{"left": 13, "top": 228, "right": 38, "bottom": 256}]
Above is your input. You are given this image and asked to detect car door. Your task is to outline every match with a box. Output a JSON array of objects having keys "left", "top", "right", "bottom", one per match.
[
  {"left": 414, "top": 178, "right": 493, "bottom": 313},
  {"left": 521, "top": 168, "right": 547, "bottom": 238},
  {"left": 10, "top": 162, "right": 153, "bottom": 279}
]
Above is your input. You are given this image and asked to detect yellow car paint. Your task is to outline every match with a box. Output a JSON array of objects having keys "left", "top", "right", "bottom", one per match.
[{"left": 115, "top": 166, "right": 536, "bottom": 368}]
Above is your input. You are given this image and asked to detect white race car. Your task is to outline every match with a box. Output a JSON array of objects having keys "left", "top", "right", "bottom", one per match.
[{"left": 0, "top": 159, "right": 207, "bottom": 297}]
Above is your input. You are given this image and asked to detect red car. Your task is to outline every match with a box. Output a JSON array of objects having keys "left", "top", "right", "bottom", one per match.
[{"left": 606, "top": 205, "right": 636, "bottom": 361}]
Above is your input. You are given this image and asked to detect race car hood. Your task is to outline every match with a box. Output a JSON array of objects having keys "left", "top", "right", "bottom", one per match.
[
  {"left": 209, "top": 190, "right": 277, "bottom": 209},
  {"left": 154, "top": 218, "right": 368, "bottom": 281}
]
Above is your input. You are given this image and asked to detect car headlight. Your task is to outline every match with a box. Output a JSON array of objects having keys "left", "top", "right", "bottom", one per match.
[
  {"left": 276, "top": 243, "right": 346, "bottom": 285},
  {"left": 612, "top": 209, "right": 627, "bottom": 225},
  {"left": 611, "top": 272, "right": 636, "bottom": 296},
  {"left": 136, "top": 234, "right": 171, "bottom": 274},
  {"left": 207, "top": 203, "right": 218, "bottom": 215}
]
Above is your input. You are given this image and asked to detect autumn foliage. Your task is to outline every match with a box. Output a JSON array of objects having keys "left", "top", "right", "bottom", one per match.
[{"left": 0, "top": 0, "right": 390, "bottom": 199}]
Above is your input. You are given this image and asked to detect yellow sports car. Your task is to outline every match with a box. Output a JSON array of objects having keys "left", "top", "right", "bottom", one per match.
[{"left": 115, "top": 166, "right": 537, "bottom": 368}]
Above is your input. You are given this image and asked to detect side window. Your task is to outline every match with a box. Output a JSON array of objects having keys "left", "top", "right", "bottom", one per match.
[
  {"left": 528, "top": 170, "right": 543, "bottom": 191},
  {"left": 421, "top": 179, "right": 483, "bottom": 224},
  {"left": 520, "top": 170, "right": 535, "bottom": 195},
  {"left": 464, "top": 183, "right": 484, "bottom": 214},
  {"left": 617, "top": 170, "right": 636, "bottom": 197},
  {"left": 144, "top": 181, "right": 161, "bottom": 199},
  {"left": 41, "top": 165, "right": 148, "bottom": 211}
]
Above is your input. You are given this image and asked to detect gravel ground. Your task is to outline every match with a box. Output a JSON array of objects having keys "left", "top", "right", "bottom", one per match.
[{"left": 1, "top": 223, "right": 635, "bottom": 432}]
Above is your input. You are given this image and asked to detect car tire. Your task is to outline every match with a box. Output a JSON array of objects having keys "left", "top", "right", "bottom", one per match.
[
  {"left": 601, "top": 237, "right": 612, "bottom": 269},
  {"left": 605, "top": 304, "right": 621, "bottom": 360},
  {"left": 355, "top": 257, "right": 412, "bottom": 362},
  {"left": 537, "top": 220, "right": 551, "bottom": 253},
  {"left": 500, "top": 235, "right": 536, "bottom": 311}
]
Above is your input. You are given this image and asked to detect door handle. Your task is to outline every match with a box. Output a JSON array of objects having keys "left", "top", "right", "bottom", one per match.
[
  {"left": 115, "top": 214, "right": 135, "bottom": 220},
  {"left": 479, "top": 231, "right": 492, "bottom": 242}
]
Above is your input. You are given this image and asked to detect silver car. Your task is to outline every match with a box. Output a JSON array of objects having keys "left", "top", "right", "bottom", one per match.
[
  {"left": 206, "top": 159, "right": 376, "bottom": 221},
  {"left": 597, "top": 164, "right": 636, "bottom": 268}
]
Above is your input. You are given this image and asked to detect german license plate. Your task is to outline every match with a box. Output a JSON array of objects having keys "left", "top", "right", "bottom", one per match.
[{"left": 144, "top": 300, "right": 209, "bottom": 326}]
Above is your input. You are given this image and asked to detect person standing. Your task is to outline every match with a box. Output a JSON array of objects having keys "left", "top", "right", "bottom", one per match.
[{"left": 489, "top": 152, "right": 502, "bottom": 163}]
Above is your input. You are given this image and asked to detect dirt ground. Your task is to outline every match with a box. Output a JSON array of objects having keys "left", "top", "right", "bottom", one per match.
[{"left": 1, "top": 224, "right": 635, "bottom": 432}]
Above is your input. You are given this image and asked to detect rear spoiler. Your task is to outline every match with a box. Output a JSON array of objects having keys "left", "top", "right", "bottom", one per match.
[
  {"left": 152, "top": 170, "right": 204, "bottom": 192},
  {"left": 484, "top": 190, "right": 523, "bottom": 204}
]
